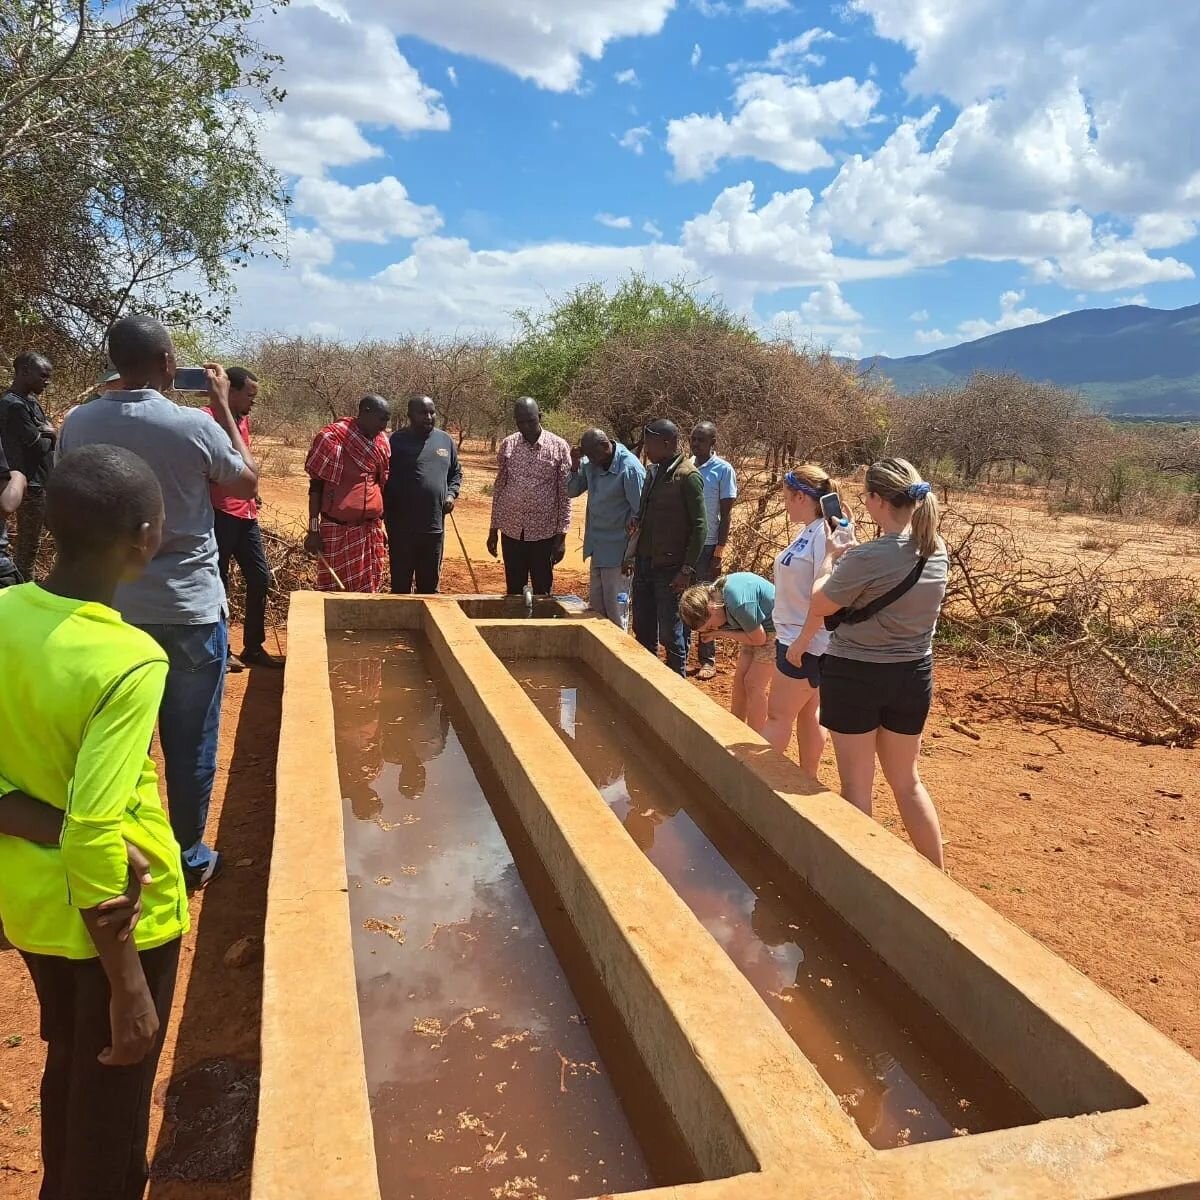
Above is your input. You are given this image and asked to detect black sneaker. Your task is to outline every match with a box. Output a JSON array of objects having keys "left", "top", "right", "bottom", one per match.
[
  {"left": 240, "top": 648, "right": 285, "bottom": 669},
  {"left": 226, "top": 652, "right": 245, "bottom": 674}
]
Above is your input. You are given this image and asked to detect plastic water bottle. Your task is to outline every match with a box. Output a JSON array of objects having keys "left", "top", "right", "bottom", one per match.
[
  {"left": 831, "top": 518, "right": 856, "bottom": 551},
  {"left": 616, "top": 592, "right": 630, "bottom": 633}
]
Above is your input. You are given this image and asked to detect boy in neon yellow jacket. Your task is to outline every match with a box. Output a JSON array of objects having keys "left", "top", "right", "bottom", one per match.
[{"left": 0, "top": 444, "right": 188, "bottom": 1199}]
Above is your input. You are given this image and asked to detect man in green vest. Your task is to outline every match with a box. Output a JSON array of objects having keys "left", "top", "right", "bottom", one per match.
[{"left": 626, "top": 419, "right": 707, "bottom": 676}]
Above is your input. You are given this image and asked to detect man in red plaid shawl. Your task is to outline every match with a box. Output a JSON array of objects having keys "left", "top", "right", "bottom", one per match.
[{"left": 304, "top": 395, "right": 392, "bottom": 592}]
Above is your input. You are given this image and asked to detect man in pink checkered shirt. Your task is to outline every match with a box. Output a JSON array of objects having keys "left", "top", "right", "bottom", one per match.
[{"left": 486, "top": 397, "right": 572, "bottom": 595}]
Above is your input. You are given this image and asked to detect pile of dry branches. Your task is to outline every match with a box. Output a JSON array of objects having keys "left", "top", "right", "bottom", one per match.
[
  {"left": 938, "top": 509, "right": 1200, "bottom": 745},
  {"left": 725, "top": 487, "right": 1200, "bottom": 746}
]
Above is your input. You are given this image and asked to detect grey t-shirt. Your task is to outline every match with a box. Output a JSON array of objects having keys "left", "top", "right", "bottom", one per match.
[
  {"left": 59, "top": 389, "right": 245, "bottom": 625},
  {"left": 823, "top": 533, "right": 948, "bottom": 663}
]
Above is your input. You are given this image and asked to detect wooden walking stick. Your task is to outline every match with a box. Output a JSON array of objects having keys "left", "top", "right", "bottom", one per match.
[{"left": 449, "top": 510, "right": 480, "bottom": 593}]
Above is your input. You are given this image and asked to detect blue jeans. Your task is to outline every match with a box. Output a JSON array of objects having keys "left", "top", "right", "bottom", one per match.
[
  {"left": 136, "top": 622, "right": 227, "bottom": 873},
  {"left": 695, "top": 545, "right": 718, "bottom": 667},
  {"left": 632, "top": 558, "right": 690, "bottom": 676}
]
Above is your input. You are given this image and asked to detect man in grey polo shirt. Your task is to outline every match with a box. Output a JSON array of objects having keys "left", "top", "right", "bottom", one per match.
[{"left": 59, "top": 315, "right": 258, "bottom": 888}]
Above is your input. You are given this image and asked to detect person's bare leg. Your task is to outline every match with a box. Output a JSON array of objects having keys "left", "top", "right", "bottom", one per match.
[
  {"left": 830, "top": 730, "right": 877, "bottom": 815},
  {"left": 730, "top": 651, "right": 750, "bottom": 722},
  {"left": 763, "top": 670, "right": 806, "bottom": 753},
  {"left": 742, "top": 657, "right": 774, "bottom": 735},
  {"left": 876, "top": 728, "right": 945, "bottom": 869},
  {"left": 794, "top": 686, "right": 826, "bottom": 776}
]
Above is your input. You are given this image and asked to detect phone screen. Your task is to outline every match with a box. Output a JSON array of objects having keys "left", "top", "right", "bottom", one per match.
[
  {"left": 173, "top": 367, "right": 209, "bottom": 393},
  {"left": 819, "top": 492, "right": 845, "bottom": 525}
]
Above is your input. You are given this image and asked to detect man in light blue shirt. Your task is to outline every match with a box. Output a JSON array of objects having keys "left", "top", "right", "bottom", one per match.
[
  {"left": 690, "top": 421, "right": 738, "bottom": 679},
  {"left": 568, "top": 428, "right": 645, "bottom": 625}
]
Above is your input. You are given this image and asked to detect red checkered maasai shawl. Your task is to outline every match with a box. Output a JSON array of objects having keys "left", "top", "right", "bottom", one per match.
[{"left": 305, "top": 418, "right": 391, "bottom": 593}]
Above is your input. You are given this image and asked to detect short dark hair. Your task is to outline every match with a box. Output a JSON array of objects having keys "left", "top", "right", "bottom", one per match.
[
  {"left": 46, "top": 446, "right": 163, "bottom": 557},
  {"left": 12, "top": 351, "right": 51, "bottom": 376},
  {"left": 408, "top": 394, "right": 435, "bottom": 413},
  {"left": 228, "top": 366, "right": 257, "bottom": 391},
  {"left": 644, "top": 418, "right": 680, "bottom": 441},
  {"left": 107, "top": 315, "right": 173, "bottom": 373},
  {"left": 359, "top": 393, "right": 391, "bottom": 416}
]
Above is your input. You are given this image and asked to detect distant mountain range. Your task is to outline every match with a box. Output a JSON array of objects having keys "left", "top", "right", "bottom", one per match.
[{"left": 858, "top": 302, "right": 1200, "bottom": 418}]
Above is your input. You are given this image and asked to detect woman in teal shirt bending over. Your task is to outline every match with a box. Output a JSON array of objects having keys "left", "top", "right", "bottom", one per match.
[{"left": 680, "top": 572, "right": 775, "bottom": 734}]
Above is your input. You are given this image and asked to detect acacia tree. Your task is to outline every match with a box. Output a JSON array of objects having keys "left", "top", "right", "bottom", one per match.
[
  {"left": 501, "top": 273, "right": 752, "bottom": 410},
  {"left": 0, "top": 0, "right": 289, "bottom": 363}
]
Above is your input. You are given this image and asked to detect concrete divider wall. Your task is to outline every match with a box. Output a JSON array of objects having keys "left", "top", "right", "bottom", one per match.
[{"left": 421, "top": 601, "right": 868, "bottom": 1187}]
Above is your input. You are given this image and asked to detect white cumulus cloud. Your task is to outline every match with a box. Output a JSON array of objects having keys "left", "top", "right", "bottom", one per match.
[
  {"left": 596, "top": 213, "right": 634, "bottom": 229},
  {"left": 618, "top": 125, "right": 652, "bottom": 155},
  {"left": 291, "top": 176, "right": 443, "bottom": 243},
  {"left": 615, "top": 68, "right": 639, "bottom": 86},
  {"left": 668, "top": 74, "right": 880, "bottom": 180},
  {"left": 915, "top": 290, "right": 1065, "bottom": 349},
  {"left": 348, "top": 0, "right": 676, "bottom": 92}
]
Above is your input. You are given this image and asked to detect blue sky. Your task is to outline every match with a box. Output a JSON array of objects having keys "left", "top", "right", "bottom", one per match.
[{"left": 229, "top": 0, "right": 1200, "bottom": 358}]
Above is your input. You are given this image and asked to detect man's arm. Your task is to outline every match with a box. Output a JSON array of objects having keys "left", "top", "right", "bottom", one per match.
[
  {"left": 487, "top": 441, "right": 508, "bottom": 556},
  {"left": 556, "top": 443, "right": 572, "bottom": 535},
  {"left": 304, "top": 478, "right": 324, "bottom": 555},
  {"left": 0, "top": 787, "right": 63, "bottom": 844},
  {"left": 63, "top": 661, "right": 169, "bottom": 1064},
  {"left": 202, "top": 365, "right": 258, "bottom": 500},
  {"left": 682, "top": 472, "right": 708, "bottom": 570},
  {"left": 446, "top": 438, "right": 462, "bottom": 503},
  {"left": 567, "top": 463, "right": 589, "bottom": 499},
  {"left": 1, "top": 466, "right": 26, "bottom": 516}
]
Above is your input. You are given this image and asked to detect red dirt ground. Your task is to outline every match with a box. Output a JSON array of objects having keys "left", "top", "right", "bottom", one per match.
[{"left": 1, "top": 472, "right": 1197, "bottom": 1197}]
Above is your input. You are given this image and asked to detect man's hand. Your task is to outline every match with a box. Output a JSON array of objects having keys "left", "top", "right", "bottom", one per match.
[
  {"left": 443, "top": 497, "right": 455, "bottom": 515},
  {"left": 203, "top": 363, "right": 231, "bottom": 411},
  {"left": 670, "top": 571, "right": 691, "bottom": 594},
  {"left": 100, "top": 983, "right": 159, "bottom": 1067},
  {"left": 621, "top": 558, "right": 635, "bottom": 577},
  {"left": 570, "top": 446, "right": 583, "bottom": 471},
  {"left": 486, "top": 529, "right": 499, "bottom": 558},
  {"left": 303, "top": 530, "right": 322, "bottom": 556},
  {"left": 626, "top": 517, "right": 640, "bottom": 537},
  {"left": 552, "top": 533, "right": 566, "bottom": 566},
  {"left": 786, "top": 639, "right": 809, "bottom": 668},
  {"left": 96, "top": 842, "right": 153, "bottom": 943}
]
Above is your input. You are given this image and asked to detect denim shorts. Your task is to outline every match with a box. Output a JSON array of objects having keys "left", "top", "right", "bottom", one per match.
[{"left": 775, "top": 641, "right": 822, "bottom": 687}]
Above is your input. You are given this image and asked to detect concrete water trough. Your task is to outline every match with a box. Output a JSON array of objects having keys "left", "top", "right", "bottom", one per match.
[{"left": 255, "top": 593, "right": 1200, "bottom": 1200}]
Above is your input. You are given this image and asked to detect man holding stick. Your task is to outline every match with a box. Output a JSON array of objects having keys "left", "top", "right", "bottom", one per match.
[{"left": 384, "top": 395, "right": 462, "bottom": 594}]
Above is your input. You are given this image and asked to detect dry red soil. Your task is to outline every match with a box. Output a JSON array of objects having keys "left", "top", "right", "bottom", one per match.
[{"left": 1, "top": 458, "right": 1197, "bottom": 1197}]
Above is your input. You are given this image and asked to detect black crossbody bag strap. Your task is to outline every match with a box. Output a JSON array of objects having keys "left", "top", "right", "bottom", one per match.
[{"left": 825, "top": 557, "right": 929, "bottom": 631}]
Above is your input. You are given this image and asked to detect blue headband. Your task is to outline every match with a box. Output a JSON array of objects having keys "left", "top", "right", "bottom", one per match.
[
  {"left": 908, "top": 481, "right": 932, "bottom": 501},
  {"left": 784, "top": 471, "right": 826, "bottom": 501}
]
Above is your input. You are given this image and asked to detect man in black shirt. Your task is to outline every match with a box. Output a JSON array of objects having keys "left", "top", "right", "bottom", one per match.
[
  {"left": 384, "top": 395, "right": 463, "bottom": 594},
  {"left": 1, "top": 352, "right": 55, "bottom": 581}
]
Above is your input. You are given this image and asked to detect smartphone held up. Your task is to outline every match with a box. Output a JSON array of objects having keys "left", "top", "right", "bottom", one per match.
[
  {"left": 172, "top": 366, "right": 209, "bottom": 394},
  {"left": 819, "top": 491, "right": 847, "bottom": 527}
]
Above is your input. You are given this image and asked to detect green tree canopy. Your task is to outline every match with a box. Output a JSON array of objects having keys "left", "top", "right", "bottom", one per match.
[
  {"left": 0, "top": 0, "right": 289, "bottom": 363},
  {"left": 500, "top": 274, "right": 753, "bottom": 411}
]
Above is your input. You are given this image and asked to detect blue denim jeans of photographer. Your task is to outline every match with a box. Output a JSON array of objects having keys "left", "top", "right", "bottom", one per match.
[
  {"left": 135, "top": 621, "right": 227, "bottom": 876},
  {"left": 695, "top": 545, "right": 718, "bottom": 668},
  {"left": 632, "top": 557, "right": 690, "bottom": 677}
]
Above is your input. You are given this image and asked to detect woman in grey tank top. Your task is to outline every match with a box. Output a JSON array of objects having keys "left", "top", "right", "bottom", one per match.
[{"left": 788, "top": 458, "right": 948, "bottom": 869}]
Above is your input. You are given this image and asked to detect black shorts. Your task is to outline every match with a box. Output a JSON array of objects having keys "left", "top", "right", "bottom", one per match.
[
  {"left": 775, "top": 641, "right": 822, "bottom": 686},
  {"left": 819, "top": 655, "right": 933, "bottom": 736}
]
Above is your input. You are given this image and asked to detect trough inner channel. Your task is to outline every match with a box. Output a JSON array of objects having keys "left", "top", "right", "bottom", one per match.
[
  {"left": 329, "top": 633, "right": 693, "bottom": 1199},
  {"left": 509, "top": 656, "right": 1043, "bottom": 1151}
]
